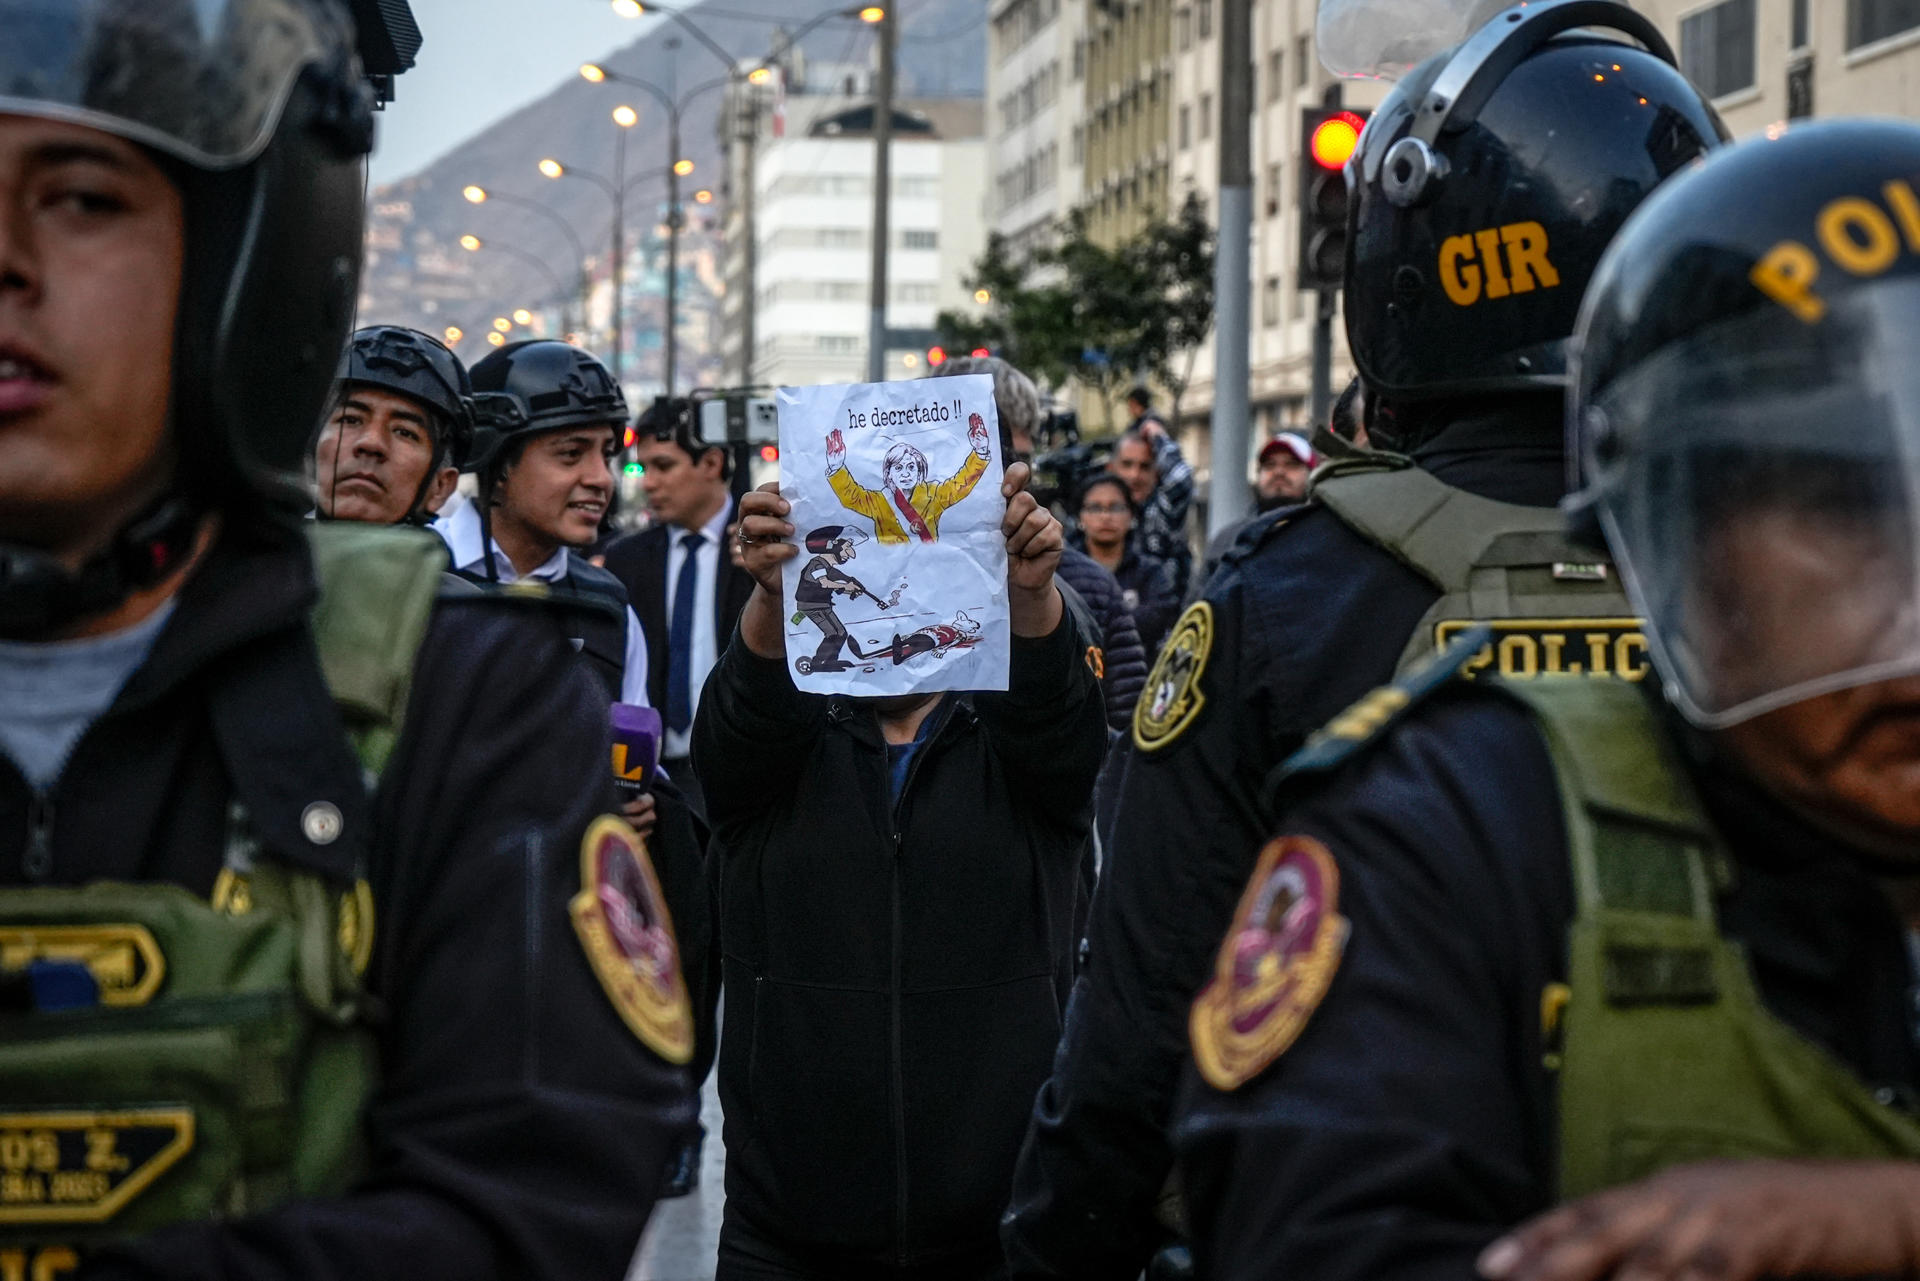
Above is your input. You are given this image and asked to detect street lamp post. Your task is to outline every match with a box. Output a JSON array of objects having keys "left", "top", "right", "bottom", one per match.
[
  {"left": 580, "top": 64, "right": 732, "bottom": 395},
  {"left": 539, "top": 142, "right": 628, "bottom": 382},
  {"left": 462, "top": 185, "right": 592, "bottom": 343},
  {"left": 458, "top": 234, "right": 577, "bottom": 334}
]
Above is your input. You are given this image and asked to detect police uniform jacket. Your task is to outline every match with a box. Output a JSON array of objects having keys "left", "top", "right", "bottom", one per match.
[
  {"left": 1171, "top": 683, "right": 1920, "bottom": 1280},
  {"left": 0, "top": 521, "right": 693, "bottom": 1280},
  {"left": 691, "top": 604, "right": 1108, "bottom": 1271},
  {"left": 1001, "top": 403, "right": 1569, "bottom": 1280}
]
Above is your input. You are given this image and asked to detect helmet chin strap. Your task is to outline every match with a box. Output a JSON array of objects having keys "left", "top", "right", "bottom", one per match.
[{"left": 0, "top": 494, "right": 203, "bottom": 640}]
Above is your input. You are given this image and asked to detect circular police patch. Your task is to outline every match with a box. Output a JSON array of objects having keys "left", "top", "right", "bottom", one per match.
[
  {"left": 570, "top": 816, "right": 694, "bottom": 1064},
  {"left": 1190, "top": 835, "right": 1350, "bottom": 1091},
  {"left": 1133, "top": 602, "right": 1213, "bottom": 752}
]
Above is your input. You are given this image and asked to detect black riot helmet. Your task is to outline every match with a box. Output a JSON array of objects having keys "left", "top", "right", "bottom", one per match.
[
  {"left": 1345, "top": 0, "right": 1726, "bottom": 432},
  {"left": 465, "top": 340, "right": 628, "bottom": 474},
  {"left": 0, "top": 0, "right": 389, "bottom": 636},
  {"left": 332, "top": 326, "right": 476, "bottom": 470},
  {"left": 1571, "top": 119, "right": 1920, "bottom": 731}
]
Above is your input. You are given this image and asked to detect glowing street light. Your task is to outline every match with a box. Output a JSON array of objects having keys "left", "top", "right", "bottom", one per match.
[
  {"left": 974, "top": 289, "right": 992, "bottom": 304},
  {"left": 610, "top": 0, "right": 642, "bottom": 16},
  {"left": 748, "top": 67, "right": 773, "bottom": 85},
  {"left": 860, "top": 6, "right": 886, "bottom": 22},
  {"left": 459, "top": 234, "right": 482, "bottom": 251},
  {"left": 694, "top": 189, "right": 714, "bottom": 205},
  {"left": 463, "top": 185, "right": 488, "bottom": 204},
  {"left": 492, "top": 317, "right": 512, "bottom": 334},
  {"left": 580, "top": 63, "right": 607, "bottom": 83},
  {"left": 613, "top": 104, "right": 639, "bottom": 128},
  {"left": 444, "top": 326, "right": 464, "bottom": 344},
  {"left": 487, "top": 331, "right": 507, "bottom": 347},
  {"left": 512, "top": 308, "right": 534, "bottom": 326},
  {"left": 673, "top": 158, "right": 695, "bottom": 177},
  {"left": 538, "top": 158, "right": 564, "bottom": 180}
]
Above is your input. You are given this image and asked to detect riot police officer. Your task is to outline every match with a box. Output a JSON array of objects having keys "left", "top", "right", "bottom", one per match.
[
  {"left": 0, "top": 4, "right": 693, "bottom": 1277},
  {"left": 1000, "top": 5, "right": 1726, "bottom": 1276},
  {"left": 314, "top": 325, "right": 473, "bottom": 526},
  {"left": 438, "top": 338, "right": 651, "bottom": 706},
  {"left": 1176, "top": 116, "right": 1920, "bottom": 1281}
]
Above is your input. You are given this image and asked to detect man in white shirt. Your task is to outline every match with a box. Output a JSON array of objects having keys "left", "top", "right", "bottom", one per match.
[{"left": 438, "top": 341, "right": 651, "bottom": 709}]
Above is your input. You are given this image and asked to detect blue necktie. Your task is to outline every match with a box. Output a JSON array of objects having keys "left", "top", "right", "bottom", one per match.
[{"left": 666, "top": 531, "right": 703, "bottom": 735}]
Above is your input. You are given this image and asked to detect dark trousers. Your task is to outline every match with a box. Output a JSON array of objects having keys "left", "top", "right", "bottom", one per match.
[{"left": 716, "top": 1234, "right": 1006, "bottom": 1281}]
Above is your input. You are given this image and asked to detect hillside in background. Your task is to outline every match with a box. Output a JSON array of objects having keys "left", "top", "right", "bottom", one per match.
[{"left": 360, "top": 0, "right": 987, "bottom": 390}]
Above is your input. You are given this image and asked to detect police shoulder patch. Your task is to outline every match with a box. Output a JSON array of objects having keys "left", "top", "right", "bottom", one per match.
[
  {"left": 1190, "top": 835, "right": 1351, "bottom": 1091},
  {"left": 1133, "top": 601, "right": 1214, "bottom": 752},
  {"left": 570, "top": 816, "right": 694, "bottom": 1065}
]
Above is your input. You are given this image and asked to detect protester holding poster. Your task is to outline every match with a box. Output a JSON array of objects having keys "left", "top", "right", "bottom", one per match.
[
  {"left": 690, "top": 437, "right": 1108, "bottom": 1281},
  {"left": 776, "top": 376, "right": 1011, "bottom": 697}
]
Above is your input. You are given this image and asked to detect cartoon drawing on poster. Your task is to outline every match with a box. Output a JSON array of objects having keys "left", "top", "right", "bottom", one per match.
[{"left": 778, "top": 376, "right": 1009, "bottom": 695}]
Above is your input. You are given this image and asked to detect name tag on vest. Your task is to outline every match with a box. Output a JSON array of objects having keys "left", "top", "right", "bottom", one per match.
[{"left": 0, "top": 1109, "right": 194, "bottom": 1225}]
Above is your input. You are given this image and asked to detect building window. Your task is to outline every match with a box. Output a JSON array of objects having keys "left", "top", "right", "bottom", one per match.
[
  {"left": 1177, "top": 6, "right": 1192, "bottom": 49},
  {"left": 1792, "top": 0, "right": 1810, "bottom": 47},
  {"left": 1198, "top": 0, "right": 1212, "bottom": 39},
  {"left": 1072, "top": 124, "right": 1085, "bottom": 163},
  {"left": 1199, "top": 92, "right": 1213, "bottom": 139},
  {"left": 1261, "top": 276, "right": 1281, "bottom": 327},
  {"left": 1268, "top": 49, "right": 1285, "bottom": 102},
  {"left": 903, "top": 229, "right": 939, "bottom": 250},
  {"left": 1073, "top": 37, "right": 1087, "bottom": 78},
  {"left": 1266, "top": 162, "right": 1281, "bottom": 217},
  {"left": 819, "top": 336, "right": 860, "bottom": 353},
  {"left": 1681, "top": 0, "right": 1756, "bottom": 98},
  {"left": 1848, "top": 0, "right": 1920, "bottom": 48},
  {"left": 1295, "top": 34, "right": 1311, "bottom": 89},
  {"left": 1179, "top": 104, "right": 1191, "bottom": 149}
]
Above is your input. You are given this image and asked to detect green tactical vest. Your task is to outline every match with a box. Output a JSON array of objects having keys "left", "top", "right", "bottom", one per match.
[
  {"left": 1501, "top": 678, "right": 1920, "bottom": 1199},
  {"left": 0, "top": 522, "right": 445, "bottom": 1275},
  {"left": 1310, "top": 455, "right": 1645, "bottom": 680}
]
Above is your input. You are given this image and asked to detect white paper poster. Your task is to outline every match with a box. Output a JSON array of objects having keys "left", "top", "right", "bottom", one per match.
[{"left": 777, "top": 376, "right": 1009, "bottom": 696}]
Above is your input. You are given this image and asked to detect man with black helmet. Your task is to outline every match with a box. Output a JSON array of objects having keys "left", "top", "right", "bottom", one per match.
[
  {"left": 1176, "top": 116, "right": 1920, "bottom": 1281},
  {"left": 0, "top": 3, "right": 693, "bottom": 1277},
  {"left": 314, "top": 325, "right": 471, "bottom": 527},
  {"left": 439, "top": 338, "right": 651, "bottom": 707},
  {"left": 1000, "top": 5, "right": 1726, "bottom": 1277}
]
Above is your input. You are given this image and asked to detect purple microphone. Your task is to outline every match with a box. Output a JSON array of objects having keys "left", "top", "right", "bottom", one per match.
[{"left": 610, "top": 702, "right": 663, "bottom": 797}]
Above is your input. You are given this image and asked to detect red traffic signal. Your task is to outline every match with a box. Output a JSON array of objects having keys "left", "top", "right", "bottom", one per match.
[
  {"left": 927, "top": 345, "right": 947, "bottom": 366},
  {"left": 623, "top": 425, "right": 637, "bottom": 449},
  {"left": 971, "top": 347, "right": 991, "bottom": 359},
  {"left": 1309, "top": 111, "right": 1366, "bottom": 171},
  {"left": 759, "top": 444, "right": 780, "bottom": 463}
]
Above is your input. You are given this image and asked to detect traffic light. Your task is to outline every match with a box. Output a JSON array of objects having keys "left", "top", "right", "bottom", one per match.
[
  {"left": 927, "top": 345, "right": 948, "bottom": 367},
  {"left": 1298, "top": 107, "right": 1368, "bottom": 293}
]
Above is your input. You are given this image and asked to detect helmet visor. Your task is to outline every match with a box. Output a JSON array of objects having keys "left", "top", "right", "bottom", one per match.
[
  {"left": 0, "top": 0, "right": 348, "bottom": 169},
  {"left": 1588, "top": 277, "right": 1920, "bottom": 728}
]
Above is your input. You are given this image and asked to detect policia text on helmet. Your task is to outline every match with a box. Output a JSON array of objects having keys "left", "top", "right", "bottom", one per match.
[
  {"left": 0, "top": 0, "right": 398, "bottom": 639},
  {"left": 1342, "top": 0, "right": 1728, "bottom": 453},
  {"left": 315, "top": 326, "right": 476, "bottom": 527}
]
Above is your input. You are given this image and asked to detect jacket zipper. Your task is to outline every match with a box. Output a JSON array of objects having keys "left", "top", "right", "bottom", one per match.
[
  {"left": 23, "top": 791, "right": 53, "bottom": 882},
  {"left": 885, "top": 705, "right": 953, "bottom": 1267}
]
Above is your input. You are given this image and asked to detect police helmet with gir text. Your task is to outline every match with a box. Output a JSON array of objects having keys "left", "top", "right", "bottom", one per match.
[{"left": 1344, "top": 0, "right": 1726, "bottom": 434}]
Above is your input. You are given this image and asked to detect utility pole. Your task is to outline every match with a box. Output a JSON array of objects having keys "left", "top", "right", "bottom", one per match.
[
  {"left": 1309, "top": 83, "right": 1342, "bottom": 427},
  {"left": 736, "top": 76, "right": 760, "bottom": 387},
  {"left": 864, "top": 5, "right": 897, "bottom": 383},
  {"left": 666, "top": 118, "right": 682, "bottom": 395},
  {"left": 1208, "top": 0, "right": 1254, "bottom": 537},
  {"left": 612, "top": 126, "right": 627, "bottom": 385}
]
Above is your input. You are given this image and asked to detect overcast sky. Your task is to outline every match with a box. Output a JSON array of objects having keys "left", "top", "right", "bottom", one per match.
[{"left": 369, "top": 0, "right": 662, "bottom": 187}]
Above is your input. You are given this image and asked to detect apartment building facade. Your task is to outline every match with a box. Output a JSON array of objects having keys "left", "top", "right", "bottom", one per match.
[{"left": 989, "top": 0, "right": 1088, "bottom": 259}]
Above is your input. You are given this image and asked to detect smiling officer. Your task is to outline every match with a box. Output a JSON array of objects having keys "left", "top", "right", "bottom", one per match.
[{"left": 0, "top": 3, "right": 693, "bottom": 1277}]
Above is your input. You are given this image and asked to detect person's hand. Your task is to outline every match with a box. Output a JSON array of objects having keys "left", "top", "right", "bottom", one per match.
[
  {"left": 969, "top": 413, "right": 992, "bottom": 459},
  {"left": 1478, "top": 1160, "right": 1920, "bottom": 1281},
  {"left": 725, "top": 520, "right": 746, "bottom": 569},
  {"left": 621, "top": 792, "right": 657, "bottom": 840},
  {"left": 734, "top": 482, "right": 798, "bottom": 596},
  {"left": 1137, "top": 417, "right": 1167, "bottom": 443},
  {"left": 825, "top": 428, "right": 847, "bottom": 475},
  {"left": 1002, "top": 461, "right": 1064, "bottom": 637}
]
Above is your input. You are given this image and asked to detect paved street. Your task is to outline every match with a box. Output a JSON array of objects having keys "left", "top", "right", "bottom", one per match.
[{"left": 630, "top": 1073, "right": 726, "bottom": 1281}]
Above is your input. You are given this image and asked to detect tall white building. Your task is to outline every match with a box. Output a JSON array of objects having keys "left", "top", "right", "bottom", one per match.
[
  {"left": 989, "top": 0, "right": 1087, "bottom": 260},
  {"left": 732, "top": 94, "right": 987, "bottom": 389}
]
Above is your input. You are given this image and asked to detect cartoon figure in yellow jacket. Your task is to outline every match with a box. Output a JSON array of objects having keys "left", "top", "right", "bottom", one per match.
[{"left": 826, "top": 413, "right": 993, "bottom": 544}]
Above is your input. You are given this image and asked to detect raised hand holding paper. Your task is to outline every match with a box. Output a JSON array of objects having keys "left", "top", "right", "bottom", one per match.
[{"left": 777, "top": 376, "right": 1009, "bottom": 695}]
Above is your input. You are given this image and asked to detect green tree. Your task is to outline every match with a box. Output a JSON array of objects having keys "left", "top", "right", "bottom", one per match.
[{"left": 935, "top": 233, "right": 1078, "bottom": 389}]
